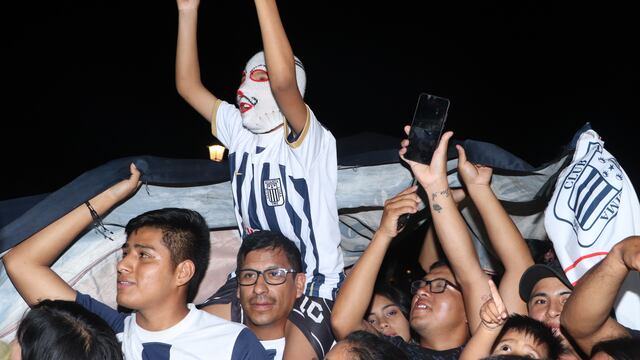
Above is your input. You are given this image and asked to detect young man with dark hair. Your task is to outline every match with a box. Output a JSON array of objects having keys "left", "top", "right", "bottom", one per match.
[
  {"left": 201, "top": 230, "right": 333, "bottom": 360},
  {"left": 124, "top": 207, "right": 212, "bottom": 303},
  {"left": 518, "top": 261, "right": 581, "bottom": 359},
  {"left": 3, "top": 164, "right": 268, "bottom": 360},
  {"left": 12, "top": 299, "right": 123, "bottom": 360}
]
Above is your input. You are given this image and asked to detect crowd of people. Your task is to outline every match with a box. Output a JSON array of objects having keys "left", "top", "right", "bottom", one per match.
[{"left": 1, "top": 0, "right": 639, "bottom": 359}]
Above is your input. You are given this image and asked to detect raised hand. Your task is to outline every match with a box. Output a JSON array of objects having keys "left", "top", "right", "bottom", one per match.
[
  {"left": 456, "top": 144, "right": 493, "bottom": 187},
  {"left": 479, "top": 279, "right": 508, "bottom": 330},
  {"left": 106, "top": 163, "right": 142, "bottom": 203},
  {"left": 176, "top": 0, "right": 199, "bottom": 11},
  {"left": 378, "top": 185, "right": 421, "bottom": 238},
  {"left": 399, "top": 126, "right": 454, "bottom": 189}
]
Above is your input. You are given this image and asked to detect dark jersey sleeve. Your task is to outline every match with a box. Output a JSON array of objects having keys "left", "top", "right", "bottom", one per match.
[
  {"left": 230, "top": 328, "right": 270, "bottom": 360},
  {"left": 288, "top": 295, "right": 335, "bottom": 359},
  {"left": 75, "top": 291, "right": 127, "bottom": 333}
]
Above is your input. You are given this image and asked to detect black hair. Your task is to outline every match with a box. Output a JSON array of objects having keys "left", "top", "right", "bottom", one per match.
[
  {"left": 16, "top": 300, "right": 122, "bottom": 360},
  {"left": 343, "top": 330, "right": 408, "bottom": 360},
  {"left": 492, "top": 314, "right": 564, "bottom": 360},
  {"left": 428, "top": 259, "right": 451, "bottom": 272},
  {"left": 481, "top": 355, "right": 535, "bottom": 360},
  {"left": 524, "top": 239, "right": 556, "bottom": 264},
  {"left": 371, "top": 284, "right": 411, "bottom": 321},
  {"left": 125, "top": 208, "right": 211, "bottom": 303},
  {"left": 237, "top": 230, "right": 302, "bottom": 273},
  {"left": 591, "top": 336, "right": 640, "bottom": 359},
  {"left": 427, "top": 259, "right": 461, "bottom": 289}
]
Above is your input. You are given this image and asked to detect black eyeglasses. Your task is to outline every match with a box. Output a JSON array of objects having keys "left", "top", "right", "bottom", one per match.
[
  {"left": 410, "top": 278, "right": 461, "bottom": 295},
  {"left": 237, "top": 267, "right": 297, "bottom": 286}
]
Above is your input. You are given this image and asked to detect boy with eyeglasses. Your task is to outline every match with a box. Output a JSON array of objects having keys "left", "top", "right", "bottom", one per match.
[{"left": 200, "top": 230, "right": 335, "bottom": 360}]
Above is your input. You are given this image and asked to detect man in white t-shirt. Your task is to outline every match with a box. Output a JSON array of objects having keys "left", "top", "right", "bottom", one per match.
[
  {"left": 3, "top": 165, "right": 268, "bottom": 360},
  {"left": 201, "top": 231, "right": 336, "bottom": 360},
  {"left": 176, "top": 0, "right": 342, "bottom": 358}
]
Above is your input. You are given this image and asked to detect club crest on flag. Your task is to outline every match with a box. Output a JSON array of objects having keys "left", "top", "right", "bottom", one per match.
[
  {"left": 552, "top": 141, "right": 623, "bottom": 248},
  {"left": 264, "top": 178, "right": 285, "bottom": 207}
]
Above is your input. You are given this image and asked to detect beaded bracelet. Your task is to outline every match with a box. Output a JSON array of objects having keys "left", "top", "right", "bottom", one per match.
[{"left": 85, "top": 201, "right": 114, "bottom": 241}]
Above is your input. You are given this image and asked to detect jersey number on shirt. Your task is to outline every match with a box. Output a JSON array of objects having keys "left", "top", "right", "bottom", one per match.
[{"left": 297, "top": 297, "right": 324, "bottom": 324}]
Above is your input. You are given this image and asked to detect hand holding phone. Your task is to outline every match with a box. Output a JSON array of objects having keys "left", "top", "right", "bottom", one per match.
[
  {"left": 403, "top": 93, "right": 450, "bottom": 165},
  {"left": 398, "top": 93, "right": 449, "bottom": 230},
  {"left": 397, "top": 180, "right": 417, "bottom": 230}
]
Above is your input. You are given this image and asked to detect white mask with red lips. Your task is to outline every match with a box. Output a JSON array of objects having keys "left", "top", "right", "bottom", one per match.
[{"left": 237, "top": 51, "right": 306, "bottom": 134}]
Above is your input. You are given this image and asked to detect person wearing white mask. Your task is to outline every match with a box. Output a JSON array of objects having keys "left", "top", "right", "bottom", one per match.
[{"left": 175, "top": 1, "right": 343, "bottom": 359}]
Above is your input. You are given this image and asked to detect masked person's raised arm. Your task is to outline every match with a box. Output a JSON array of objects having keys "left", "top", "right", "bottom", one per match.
[
  {"left": 254, "top": 0, "right": 307, "bottom": 134},
  {"left": 175, "top": 0, "right": 219, "bottom": 122}
]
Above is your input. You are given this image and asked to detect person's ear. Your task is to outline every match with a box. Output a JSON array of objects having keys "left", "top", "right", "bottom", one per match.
[
  {"left": 295, "top": 273, "right": 306, "bottom": 298},
  {"left": 175, "top": 260, "right": 195, "bottom": 287}
]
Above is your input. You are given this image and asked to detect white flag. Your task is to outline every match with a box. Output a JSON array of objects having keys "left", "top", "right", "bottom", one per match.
[{"left": 545, "top": 129, "right": 640, "bottom": 329}]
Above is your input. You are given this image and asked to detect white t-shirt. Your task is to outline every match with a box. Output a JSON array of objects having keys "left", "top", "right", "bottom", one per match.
[
  {"left": 212, "top": 100, "right": 344, "bottom": 300},
  {"left": 260, "top": 337, "right": 285, "bottom": 360},
  {"left": 76, "top": 292, "right": 268, "bottom": 360}
]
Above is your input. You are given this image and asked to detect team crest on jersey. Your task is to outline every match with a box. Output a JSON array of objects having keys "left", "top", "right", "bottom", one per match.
[
  {"left": 552, "top": 141, "right": 623, "bottom": 248},
  {"left": 264, "top": 178, "right": 285, "bottom": 206}
]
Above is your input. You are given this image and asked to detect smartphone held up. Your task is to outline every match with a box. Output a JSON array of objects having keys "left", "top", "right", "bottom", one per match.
[
  {"left": 397, "top": 93, "right": 450, "bottom": 230},
  {"left": 403, "top": 93, "right": 450, "bottom": 165}
]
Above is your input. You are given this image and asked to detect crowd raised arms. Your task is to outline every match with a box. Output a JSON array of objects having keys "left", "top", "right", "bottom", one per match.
[
  {"left": 2, "top": 1, "right": 640, "bottom": 359},
  {"left": 6, "top": 124, "right": 639, "bottom": 360},
  {"left": 3, "top": 132, "right": 640, "bottom": 360}
]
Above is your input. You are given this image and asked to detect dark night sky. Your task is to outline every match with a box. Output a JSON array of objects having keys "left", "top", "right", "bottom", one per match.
[{"left": 2, "top": 1, "right": 639, "bottom": 201}]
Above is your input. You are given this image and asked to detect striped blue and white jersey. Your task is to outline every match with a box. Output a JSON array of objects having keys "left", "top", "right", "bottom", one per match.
[
  {"left": 212, "top": 100, "right": 344, "bottom": 300},
  {"left": 76, "top": 292, "right": 269, "bottom": 360}
]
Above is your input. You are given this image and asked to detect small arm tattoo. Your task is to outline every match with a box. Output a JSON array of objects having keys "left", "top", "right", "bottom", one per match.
[
  {"left": 431, "top": 189, "right": 450, "bottom": 201},
  {"left": 431, "top": 189, "right": 450, "bottom": 213}
]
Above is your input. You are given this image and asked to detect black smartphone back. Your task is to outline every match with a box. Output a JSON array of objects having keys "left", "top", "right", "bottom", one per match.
[{"left": 404, "top": 93, "right": 450, "bottom": 164}]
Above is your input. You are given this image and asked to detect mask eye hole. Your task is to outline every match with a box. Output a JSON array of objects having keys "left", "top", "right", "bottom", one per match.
[
  {"left": 250, "top": 69, "right": 269, "bottom": 82},
  {"left": 240, "top": 71, "right": 246, "bottom": 85}
]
